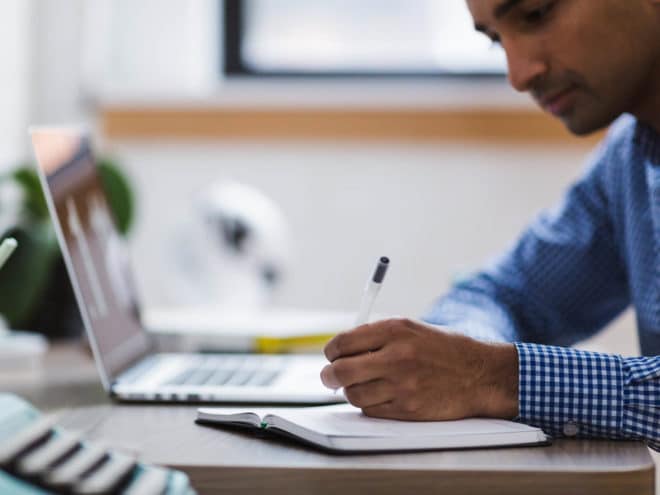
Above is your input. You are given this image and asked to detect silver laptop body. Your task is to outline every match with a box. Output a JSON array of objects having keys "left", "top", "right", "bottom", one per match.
[{"left": 31, "top": 127, "right": 342, "bottom": 404}]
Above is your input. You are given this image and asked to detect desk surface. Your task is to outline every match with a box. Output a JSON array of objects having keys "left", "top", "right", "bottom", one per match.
[{"left": 2, "top": 342, "right": 655, "bottom": 495}]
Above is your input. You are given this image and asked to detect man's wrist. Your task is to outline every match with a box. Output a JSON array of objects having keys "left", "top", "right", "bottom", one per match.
[{"left": 473, "top": 342, "right": 519, "bottom": 419}]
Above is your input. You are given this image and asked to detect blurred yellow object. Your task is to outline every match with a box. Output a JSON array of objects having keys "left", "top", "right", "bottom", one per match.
[{"left": 254, "top": 333, "right": 335, "bottom": 354}]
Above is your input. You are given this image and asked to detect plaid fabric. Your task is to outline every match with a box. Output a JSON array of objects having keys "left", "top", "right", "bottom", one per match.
[
  {"left": 516, "top": 343, "right": 660, "bottom": 450},
  {"left": 424, "top": 116, "right": 660, "bottom": 450}
]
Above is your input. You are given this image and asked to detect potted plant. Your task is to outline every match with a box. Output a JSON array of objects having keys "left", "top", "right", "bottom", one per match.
[{"left": 0, "top": 158, "right": 134, "bottom": 338}]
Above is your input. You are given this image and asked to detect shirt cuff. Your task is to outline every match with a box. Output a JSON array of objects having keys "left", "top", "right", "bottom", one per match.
[
  {"left": 620, "top": 356, "right": 660, "bottom": 450},
  {"left": 514, "top": 342, "right": 625, "bottom": 440}
]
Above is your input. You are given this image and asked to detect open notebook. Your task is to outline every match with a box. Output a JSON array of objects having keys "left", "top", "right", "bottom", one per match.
[{"left": 196, "top": 403, "right": 549, "bottom": 453}]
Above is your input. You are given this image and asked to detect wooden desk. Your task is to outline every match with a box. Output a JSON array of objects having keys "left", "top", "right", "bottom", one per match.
[{"left": 2, "top": 342, "right": 655, "bottom": 495}]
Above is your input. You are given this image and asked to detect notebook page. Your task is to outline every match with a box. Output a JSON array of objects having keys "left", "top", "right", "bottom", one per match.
[
  {"left": 266, "top": 404, "right": 540, "bottom": 438},
  {"left": 197, "top": 408, "right": 268, "bottom": 427}
]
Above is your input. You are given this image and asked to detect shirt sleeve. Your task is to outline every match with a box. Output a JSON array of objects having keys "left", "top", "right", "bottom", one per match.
[
  {"left": 422, "top": 134, "right": 630, "bottom": 346},
  {"left": 515, "top": 343, "right": 660, "bottom": 451}
]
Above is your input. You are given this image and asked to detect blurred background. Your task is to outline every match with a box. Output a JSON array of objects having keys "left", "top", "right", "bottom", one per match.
[{"left": 0, "top": 0, "right": 637, "bottom": 355}]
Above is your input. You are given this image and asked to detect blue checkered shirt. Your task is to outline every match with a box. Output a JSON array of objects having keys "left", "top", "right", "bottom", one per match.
[{"left": 424, "top": 116, "right": 660, "bottom": 451}]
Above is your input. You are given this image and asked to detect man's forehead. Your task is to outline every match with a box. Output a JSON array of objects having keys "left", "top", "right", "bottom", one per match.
[{"left": 466, "top": 0, "right": 525, "bottom": 22}]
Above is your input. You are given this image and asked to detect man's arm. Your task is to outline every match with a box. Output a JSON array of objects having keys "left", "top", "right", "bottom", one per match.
[
  {"left": 320, "top": 319, "right": 660, "bottom": 451},
  {"left": 423, "top": 134, "right": 630, "bottom": 345},
  {"left": 321, "top": 121, "right": 660, "bottom": 448},
  {"left": 320, "top": 319, "right": 520, "bottom": 421}
]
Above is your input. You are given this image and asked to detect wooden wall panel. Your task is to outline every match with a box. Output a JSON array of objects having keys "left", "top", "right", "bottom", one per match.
[{"left": 101, "top": 107, "right": 605, "bottom": 144}]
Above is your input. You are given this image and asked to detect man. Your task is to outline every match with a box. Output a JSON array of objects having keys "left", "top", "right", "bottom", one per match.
[{"left": 320, "top": 0, "right": 660, "bottom": 450}]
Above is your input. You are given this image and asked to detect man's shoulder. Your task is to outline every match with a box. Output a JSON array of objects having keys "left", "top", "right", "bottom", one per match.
[
  {"left": 572, "top": 115, "right": 641, "bottom": 205},
  {"left": 583, "top": 115, "right": 638, "bottom": 179},
  {"left": 601, "top": 114, "right": 638, "bottom": 153}
]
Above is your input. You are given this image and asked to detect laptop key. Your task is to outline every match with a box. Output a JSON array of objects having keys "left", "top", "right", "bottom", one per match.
[
  {"left": 185, "top": 368, "right": 216, "bottom": 386},
  {"left": 164, "top": 368, "right": 196, "bottom": 386},
  {"left": 205, "top": 369, "right": 232, "bottom": 386},
  {"left": 248, "top": 370, "right": 281, "bottom": 387},
  {"left": 225, "top": 369, "right": 256, "bottom": 387}
]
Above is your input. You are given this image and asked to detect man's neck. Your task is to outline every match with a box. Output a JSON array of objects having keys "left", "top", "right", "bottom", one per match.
[
  {"left": 633, "top": 89, "right": 660, "bottom": 135},
  {"left": 631, "top": 43, "right": 660, "bottom": 134}
]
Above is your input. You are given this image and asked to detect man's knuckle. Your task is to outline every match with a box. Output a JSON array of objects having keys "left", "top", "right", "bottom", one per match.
[
  {"left": 393, "top": 342, "right": 417, "bottom": 364},
  {"left": 332, "top": 361, "right": 352, "bottom": 384},
  {"left": 362, "top": 406, "right": 379, "bottom": 418},
  {"left": 344, "top": 386, "right": 364, "bottom": 406},
  {"left": 401, "top": 397, "right": 421, "bottom": 414},
  {"left": 400, "top": 317, "right": 416, "bottom": 328},
  {"left": 329, "top": 334, "right": 352, "bottom": 359},
  {"left": 398, "top": 376, "right": 417, "bottom": 396},
  {"left": 334, "top": 335, "right": 348, "bottom": 355},
  {"left": 323, "top": 343, "right": 334, "bottom": 360},
  {"left": 385, "top": 318, "right": 402, "bottom": 334}
]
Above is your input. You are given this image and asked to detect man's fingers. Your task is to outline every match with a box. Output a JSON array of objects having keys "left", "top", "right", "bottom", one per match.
[
  {"left": 320, "top": 363, "right": 341, "bottom": 389},
  {"left": 344, "top": 379, "right": 393, "bottom": 409},
  {"left": 320, "top": 351, "right": 385, "bottom": 389},
  {"left": 360, "top": 401, "right": 405, "bottom": 420},
  {"left": 324, "top": 320, "right": 395, "bottom": 361}
]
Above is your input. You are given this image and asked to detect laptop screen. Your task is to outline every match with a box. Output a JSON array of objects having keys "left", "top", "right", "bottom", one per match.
[{"left": 31, "top": 128, "right": 151, "bottom": 387}]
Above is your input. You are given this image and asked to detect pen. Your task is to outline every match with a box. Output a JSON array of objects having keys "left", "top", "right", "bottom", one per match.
[
  {"left": 333, "top": 256, "right": 390, "bottom": 395},
  {"left": 0, "top": 238, "right": 17, "bottom": 271},
  {"left": 355, "top": 256, "right": 389, "bottom": 325}
]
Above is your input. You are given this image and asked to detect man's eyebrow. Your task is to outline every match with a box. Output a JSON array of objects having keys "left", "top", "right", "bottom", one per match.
[
  {"left": 494, "top": 0, "right": 524, "bottom": 19},
  {"left": 474, "top": 0, "right": 525, "bottom": 34}
]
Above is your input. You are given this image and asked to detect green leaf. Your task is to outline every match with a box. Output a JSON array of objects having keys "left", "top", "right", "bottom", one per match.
[
  {"left": 97, "top": 158, "right": 135, "bottom": 236},
  {"left": 0, "top": 223, "right": 59, "bottom": 326},
  {"left": 0, "top": 157, "right": 135, "bottom": 327},
  {"left": 11, "top": 167, "right": 49, "bottom": 220}
]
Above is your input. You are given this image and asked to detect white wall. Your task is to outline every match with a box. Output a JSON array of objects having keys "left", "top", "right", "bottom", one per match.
[
  {"left": 81, "top": 0, "right": 219, "bottom": 98},
  {"left": 111, "top": 139, "right": 639, "bottom": 357},
  {"left": 20, "top": 0, "right": 639, "bottom": 360},
  {"left": 0, "top": 1, "right": 33, "bottom": 169}
]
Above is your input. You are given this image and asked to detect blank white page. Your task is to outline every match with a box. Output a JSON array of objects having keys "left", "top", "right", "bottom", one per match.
[{"left": 265, "top": 404, "right": 540, "bottom": 438}]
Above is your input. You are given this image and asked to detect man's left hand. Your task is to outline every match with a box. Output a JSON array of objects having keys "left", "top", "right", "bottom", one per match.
[{"left": 320, "top": 318, "right": 519, "bottom": 421}]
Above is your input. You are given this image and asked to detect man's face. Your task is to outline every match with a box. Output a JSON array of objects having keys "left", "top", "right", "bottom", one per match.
[{"left": 466, "top": 0, "right": 660, "bottom": 135}]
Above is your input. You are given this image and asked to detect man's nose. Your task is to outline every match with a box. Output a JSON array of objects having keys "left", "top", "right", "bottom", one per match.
[{"left": 504, "top": 40, "right": 548, "bottom": 92}]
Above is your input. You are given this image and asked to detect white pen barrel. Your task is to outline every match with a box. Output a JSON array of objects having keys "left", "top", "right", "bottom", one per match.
[{"left": 355, "top": 282, "right": 380, "bottom": 325}]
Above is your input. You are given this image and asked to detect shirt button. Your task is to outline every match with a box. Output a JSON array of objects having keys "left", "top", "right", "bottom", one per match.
[{"left": 563, "top": 421, "right": 579, "bottom": 437}]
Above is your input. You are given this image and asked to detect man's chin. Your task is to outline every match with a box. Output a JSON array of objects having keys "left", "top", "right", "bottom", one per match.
[{"left": 559, "top": 112, "right": 614, "bottom": 137}]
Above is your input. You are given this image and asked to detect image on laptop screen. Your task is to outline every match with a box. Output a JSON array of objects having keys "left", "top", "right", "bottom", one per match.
[{"left": 31, "top": 128, "right": 151, "bottom": 385}]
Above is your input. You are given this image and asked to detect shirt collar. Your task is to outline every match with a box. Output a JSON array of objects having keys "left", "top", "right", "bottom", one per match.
[{"left": 633, "top": 119, "right": 660, "bottom": 164}]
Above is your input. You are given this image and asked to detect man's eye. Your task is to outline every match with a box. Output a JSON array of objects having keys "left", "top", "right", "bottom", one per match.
[{"left": 523, "top": 1, "right": 556, "bottom": 24}]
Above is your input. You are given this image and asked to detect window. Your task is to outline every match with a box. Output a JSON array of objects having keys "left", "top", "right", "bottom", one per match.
[{"left": 224, "top": 0, "right": 507, "bottom": 77}]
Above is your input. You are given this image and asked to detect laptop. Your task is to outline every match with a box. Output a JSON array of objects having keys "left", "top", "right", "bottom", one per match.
[{"left": 30, "top": 127, "right": 344, "bottom": 404}]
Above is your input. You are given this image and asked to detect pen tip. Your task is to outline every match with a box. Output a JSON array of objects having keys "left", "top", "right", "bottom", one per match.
[{"left": 373, "top": 256, "right": 390, "bottom": 283}]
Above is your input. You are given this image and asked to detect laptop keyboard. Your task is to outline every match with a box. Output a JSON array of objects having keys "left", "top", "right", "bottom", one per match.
[{"left": 163, "top": 356, "right": 283, "bottom": 388}]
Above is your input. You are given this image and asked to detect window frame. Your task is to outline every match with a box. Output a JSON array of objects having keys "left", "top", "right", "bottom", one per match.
[{"left": 222, "top": 0, "right": 507, "bottom": 79}]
